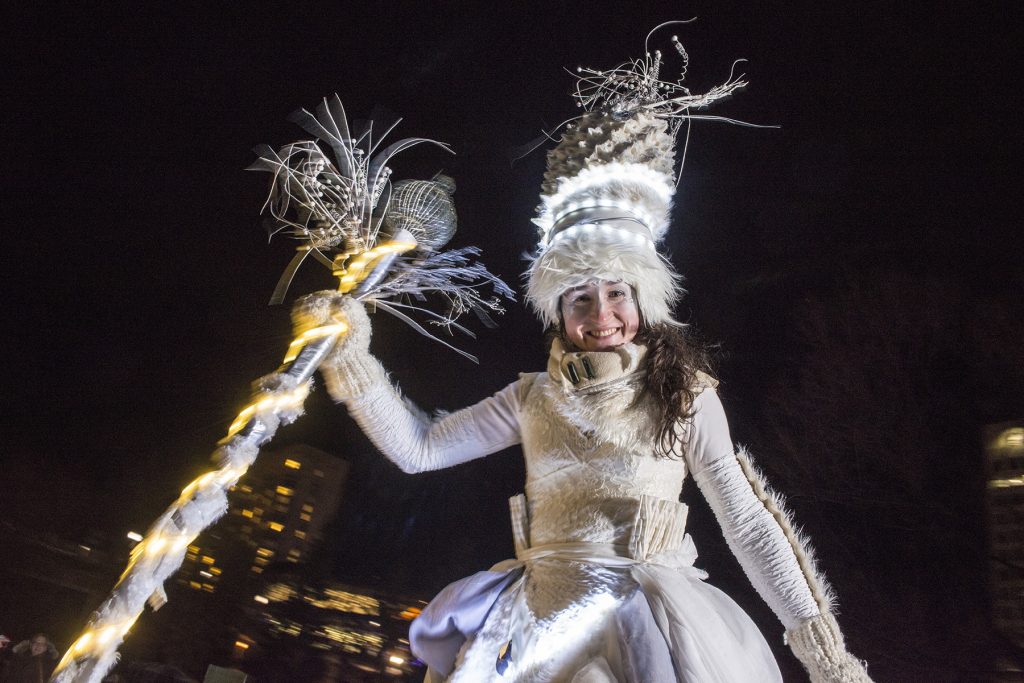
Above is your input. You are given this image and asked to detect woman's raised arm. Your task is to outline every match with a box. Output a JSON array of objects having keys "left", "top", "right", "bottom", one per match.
[{"left": 296, "top": 292, "right": 522, "bottom": 473}]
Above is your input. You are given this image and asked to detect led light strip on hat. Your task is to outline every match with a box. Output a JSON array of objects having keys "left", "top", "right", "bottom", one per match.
[{"left": 547, "top": 202, "right": 657, "bottom": 249}]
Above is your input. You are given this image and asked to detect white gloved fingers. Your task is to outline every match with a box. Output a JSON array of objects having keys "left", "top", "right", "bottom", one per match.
[
  {"left": 292, "top": 290, "right": 372, "bottom": 359},
  {"left": 291, "top": 291, "right": 384, "bottom": 401},
  {"left": 786, "top": 612, "right": 873, "bottom": 683}
]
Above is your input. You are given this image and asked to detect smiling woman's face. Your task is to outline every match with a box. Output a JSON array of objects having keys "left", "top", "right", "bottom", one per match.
[{"left": 560, "top": 280, "right": 640, "bottom": 351}]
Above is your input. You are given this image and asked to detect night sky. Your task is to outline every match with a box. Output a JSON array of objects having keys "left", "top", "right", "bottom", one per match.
[{"left": 3, "top": 2, "right": 1020, "bottom": 680}]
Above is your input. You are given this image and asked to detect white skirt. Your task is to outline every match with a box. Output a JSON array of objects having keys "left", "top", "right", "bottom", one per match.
[{"left": 411, "top": 541, "right": 782, "bottom": 683}]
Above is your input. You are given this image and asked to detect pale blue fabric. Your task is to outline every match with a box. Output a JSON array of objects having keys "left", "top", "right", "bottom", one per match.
[{"left": 410, "top": 568, "right": 524, "bottom": 675}]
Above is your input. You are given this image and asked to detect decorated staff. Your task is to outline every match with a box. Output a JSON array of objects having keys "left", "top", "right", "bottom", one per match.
[{"left": 52, "top": 96, "right": 512, "bottom": 683}]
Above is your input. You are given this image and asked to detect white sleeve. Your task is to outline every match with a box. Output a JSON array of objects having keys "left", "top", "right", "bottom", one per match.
[
  {"left": 322, "top": 351, "right": 523, "bottom": 474},
  {"left": 686, "top": 389, "right": 828, "bottom": 630}
]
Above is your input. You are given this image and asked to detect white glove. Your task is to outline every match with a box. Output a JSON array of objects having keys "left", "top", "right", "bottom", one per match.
[
  {"left": 786, "top": 612, "right": 873, "bottom": 683},
  {"left": 292, "top": 291, "right": 385, "bottom": 401}
]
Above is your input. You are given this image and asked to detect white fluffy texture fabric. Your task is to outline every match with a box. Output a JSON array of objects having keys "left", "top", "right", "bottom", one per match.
[
  {"left": 692, "top": 455, "right": 824, "bottom": 630},
  {"left": 525, "top": 227, "right": 683, "bottom": 328},
  {"left": 293, "top": 291, "right": 371, "bottom": 362},
  {"left": 321, "top": 343, "right": 858, "bottom": 681}
]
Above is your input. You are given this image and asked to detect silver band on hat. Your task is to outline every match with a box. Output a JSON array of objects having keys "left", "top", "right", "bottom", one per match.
[{"left": 547, "top": 204, "right": 656, "bottom": 247}]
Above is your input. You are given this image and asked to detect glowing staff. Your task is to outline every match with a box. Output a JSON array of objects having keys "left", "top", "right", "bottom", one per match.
[{"left": 51, "top": 237, "right": 416, "bottom": 683}]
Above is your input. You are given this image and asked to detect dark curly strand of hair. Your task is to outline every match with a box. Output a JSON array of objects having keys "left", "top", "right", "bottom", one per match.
[{"left": 639, "top": 323, "right": 713, "bottom": 459}]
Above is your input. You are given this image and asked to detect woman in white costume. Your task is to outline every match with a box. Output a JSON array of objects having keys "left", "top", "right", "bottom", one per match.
[{"left": 297, "top": 37, "right": 873, "bottom": 683}]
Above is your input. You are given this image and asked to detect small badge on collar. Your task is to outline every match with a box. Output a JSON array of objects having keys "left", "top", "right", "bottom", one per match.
[
  {"left": 580, "top": 355, "right": 597, "bottom": 379},
  {"left": 566, "top": 361, "right": 581, "bottom": 384}
]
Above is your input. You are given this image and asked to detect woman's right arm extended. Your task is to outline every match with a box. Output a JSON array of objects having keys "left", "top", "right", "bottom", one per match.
[{"left": 297, "top": 293, "right": 523, "bottom": 473}]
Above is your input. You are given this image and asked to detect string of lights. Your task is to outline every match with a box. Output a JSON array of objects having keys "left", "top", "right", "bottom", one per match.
[
  {"left": 50, "top": 95, "right": 510, "bottom": 682},
  {"left": 51, "top": 241, "right": 413, "bottom": 683}
]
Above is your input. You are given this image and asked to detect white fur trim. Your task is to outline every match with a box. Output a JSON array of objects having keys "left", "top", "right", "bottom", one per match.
[
  {"left": 525, "top": 228, "right": 683, "bottom": 328},
  {"left": 536, "top": 161, "right": 675, "bottom": 243}
]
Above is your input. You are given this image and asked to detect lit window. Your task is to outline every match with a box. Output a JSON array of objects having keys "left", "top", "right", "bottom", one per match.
[
  {"left": 265, "top": 583, "right": 295, "bottom": 602},
  {"left": 200, "top": 555, "right": 215, "bottom": 565},
  {"left": 284, "top": 459, "right": 302, "bottom": 470},
  {"left": 316, "top": 626, "right": 384, "bottom": 649},
  {"left": 189, "top": 581, "right": 202, "bottom": 590},
  {"left": 202, "top": 583, "right": 215, "bottom": 593},
  {"left": 187, "top": 545, "right": 201, "bottom": 553},
  {"left": 275, "top": 486, "right": 294, "bottom": 497},
  {"left": 989, "top": 476, "right": 1024, "bottom": 488},
  {"left": 209, "top": 567, "right": 222, "bottom": 575},
  {"left": 294, "top": 530, "right": 306, "bottom": 539},
  {"left": 241, "top": 509, "right": 254, "bottom": 518},
  {"left": 301, "top": 504, "right": 314, "bottom": 513},
  {"left": 1001, "top": 428, "right": 1024, "bottom": 448},
  {"left": 254, "top": 595, "right": 269, "bottom": 604},
  {"left": 254, "top": 556, "right": 269, "bottom": 566},
  {"left": 251, "top": 566, "right": 263, "bottom": 574},
  {"left": 305, "top": 589, "right": 380, "bottom": 615},
  {"left": 268, "top": 522, "right": 284, "bottom": 532},
  {"left": 300, "top": 513, "right": 312, "bottom": 522},
  {"left": 256, "top": 548, "right": 274, "bottom": 558}
]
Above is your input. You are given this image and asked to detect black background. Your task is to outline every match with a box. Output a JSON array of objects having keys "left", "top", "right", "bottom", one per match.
[{"left": 2, "top": 2, "right": 1020, "bottom": 680}]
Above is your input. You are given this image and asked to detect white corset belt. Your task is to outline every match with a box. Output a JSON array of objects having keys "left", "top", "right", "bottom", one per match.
[{"left": 508, "top": 491, "right": 698, "bottom": 567}]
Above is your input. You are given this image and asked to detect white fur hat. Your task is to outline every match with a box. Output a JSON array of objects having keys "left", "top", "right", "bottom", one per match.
[
  {"left": 524, "top": 34, "right": 746, "bottom": 328},
  {"left": 526, "top": 111, "right": 683, "bottom": 328}
]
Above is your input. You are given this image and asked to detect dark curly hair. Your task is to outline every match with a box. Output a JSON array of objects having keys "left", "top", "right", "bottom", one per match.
[{"left": 638, "top": 323, "right": 713, "bottom": 459}]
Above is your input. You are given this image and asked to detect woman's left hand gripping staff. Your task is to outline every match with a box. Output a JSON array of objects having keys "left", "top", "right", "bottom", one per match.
[
  {"left": 292, "top": 291, "right": 383, "bottom": 402},
  {"left": 292, "top": 290, "right": 512, "bottom": 474}
]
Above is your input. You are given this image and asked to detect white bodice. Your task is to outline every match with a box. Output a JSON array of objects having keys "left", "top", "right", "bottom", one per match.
[
  {"left": 517, "top": 369, "right": 688, "bottom": 549},
  {"left": 330, "top": 341, "right": 822, "bottom": 631}
]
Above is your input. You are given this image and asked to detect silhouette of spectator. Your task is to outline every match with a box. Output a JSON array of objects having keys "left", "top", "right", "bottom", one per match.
[{"left": 2, "top": 634, "right": 58, "bottom": 683}]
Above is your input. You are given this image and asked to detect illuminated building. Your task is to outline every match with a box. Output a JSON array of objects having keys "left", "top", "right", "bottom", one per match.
[
  {"left": 984, "top": 421, "right": 1024, "bottom": 662},
  {"left": 246, "top": 577, "right": 427, "bottom": 680},
  {"left": 177, "top": 444, "right": 348, "bottom": 593},
  {"left": 171, "top": 445, "right": 425, "bottom": 678}
]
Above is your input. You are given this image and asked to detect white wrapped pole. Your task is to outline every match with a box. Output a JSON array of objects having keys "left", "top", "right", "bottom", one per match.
[
  {"left": 49, "top": 240, "right": 417, "bottom": 683},
  {"left": 50, "top": 327, "right": 342, "bottom": 683},
  {"left": 50, "top": 97, "right": 504, "bottom": 682}
]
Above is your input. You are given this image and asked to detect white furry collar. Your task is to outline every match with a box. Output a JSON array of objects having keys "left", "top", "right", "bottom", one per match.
[{"left": 547, "top": 338, "right": 648, "bottom": 392}]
